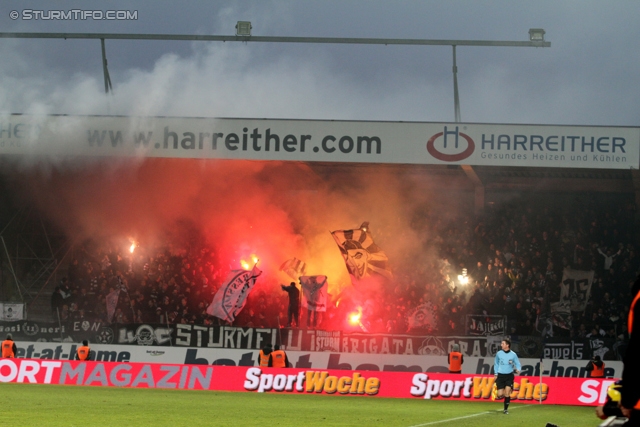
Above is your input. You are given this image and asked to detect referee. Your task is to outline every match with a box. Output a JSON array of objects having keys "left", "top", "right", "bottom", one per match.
[{"left": 494, "top": 338, "right": 521, "bottom": 414}]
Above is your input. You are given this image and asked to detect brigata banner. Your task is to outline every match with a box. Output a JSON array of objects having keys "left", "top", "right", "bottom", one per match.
[
  {"left": 0, "top": 358, "right": 616, "bottom": 406},
  {"left": 0, "top": 114, "right": 637, "bottom": 169}
]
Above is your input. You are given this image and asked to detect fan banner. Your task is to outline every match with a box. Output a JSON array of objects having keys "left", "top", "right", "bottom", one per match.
[
  {"left": 105, "top": 289, "right": 120, "bottom": 323},
  {"left": 207, "top": 265, "right": 262, "bottom": 322},
  {"left": 300, "top": 275, "right": 328, "bottom": 312},
  {"left": 0, "top": 303, "right": 24, "bottom": 321},
  {"left": 407, "top": 303, "right": 438, "bottom": 331},
  {"left": 331, "top": 222, "right": 392, "bottom": 284},
  {"left": 279, "top": 258, "right": 307, "bottom": 280},
  {"left": 465, "top": 315, "right": 507, "bottom": 336},
  {"left": 559, "top": 268, "right": 594, "bottom": 312}
]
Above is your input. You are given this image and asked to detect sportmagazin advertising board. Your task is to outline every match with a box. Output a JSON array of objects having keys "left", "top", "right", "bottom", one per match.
[
  {"left": 0, "top": 115, "right": 638, "bottom": 169},
  {"left": 0, "top": 358, "right": 616, "bottom": 406}
]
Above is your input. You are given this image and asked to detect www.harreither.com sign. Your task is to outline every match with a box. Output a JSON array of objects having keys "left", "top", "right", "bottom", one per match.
[{"left": 1, "top": 115, "right": 637, "bottom": 169}]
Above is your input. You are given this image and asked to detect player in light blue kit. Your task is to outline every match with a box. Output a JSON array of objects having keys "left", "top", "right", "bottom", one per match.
[{"left": 494, "top": 338, "right": 521, "bottom": 414}]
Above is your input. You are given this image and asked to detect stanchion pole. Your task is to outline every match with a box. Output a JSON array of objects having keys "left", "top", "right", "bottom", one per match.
[{"left": 539, "top": 359, "right": 543, "bottom": 404}]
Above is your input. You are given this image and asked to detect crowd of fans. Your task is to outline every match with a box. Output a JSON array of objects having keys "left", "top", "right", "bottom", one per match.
[
  {"left": 387, "top": 197, "right": 638, "bottom": 342},
  {"left": 50, "top": 194, "right": 639, "bottom": 348}
]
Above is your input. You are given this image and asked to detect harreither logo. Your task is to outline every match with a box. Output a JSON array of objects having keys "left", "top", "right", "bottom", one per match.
[{"left": 426, "top": 126, "right": 475, "bottom": 162}]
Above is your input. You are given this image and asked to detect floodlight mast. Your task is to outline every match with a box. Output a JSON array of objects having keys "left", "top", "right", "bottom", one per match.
[{"left": 0, "top": 28, "right": 550, "bottom": 121}]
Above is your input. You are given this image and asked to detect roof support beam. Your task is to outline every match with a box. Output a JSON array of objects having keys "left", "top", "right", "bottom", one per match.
[{"left": 461, "top": 165, "right": 484, "bottom": 216}]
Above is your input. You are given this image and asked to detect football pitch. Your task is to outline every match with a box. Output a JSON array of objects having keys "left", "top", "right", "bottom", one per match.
[{"left": 0, "top": 383, "right": 597, "bottom": 427}]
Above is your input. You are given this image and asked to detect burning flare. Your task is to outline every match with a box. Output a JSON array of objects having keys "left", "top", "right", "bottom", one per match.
[
  {"left": 240, "top": 253, "right": 260, "bottom": 270},
  {"left": 348, "top": 307, "right": 363, "bottom": 326}
]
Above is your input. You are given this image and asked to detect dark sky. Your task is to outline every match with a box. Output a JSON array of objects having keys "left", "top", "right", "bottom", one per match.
[{"left": 1, "top": 0, "right": 639, "bottom": 126}]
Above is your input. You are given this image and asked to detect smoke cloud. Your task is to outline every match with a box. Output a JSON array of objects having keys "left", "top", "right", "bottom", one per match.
[
  {"left": 0, "top": 16, "right": 473, "bottom": 305},
  {"left": 1, "top": 154, "right": 471, "bottom": 301}
]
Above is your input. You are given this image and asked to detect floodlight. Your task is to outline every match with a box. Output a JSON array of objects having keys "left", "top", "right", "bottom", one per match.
[
  {"left": 236, "top": 21, "right": 252, "bottom": 37},
  {"left": 529, "top": 28, "right": 546, "bottom": 42}
]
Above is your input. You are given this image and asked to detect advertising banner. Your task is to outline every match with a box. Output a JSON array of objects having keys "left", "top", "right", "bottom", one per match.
[
  {"left": 0, "top": 358, "right": 616, "bottom": 406},
  {"left": 0, "top": 358, "right": 215, "bottom": 390},
  {"left": 12, "top": 342, "right": 623, "bottom": 378},
  {"left": 5, "top": 321, "right": 622, "bottom": 362},
  {"left": 1, "top": 115, "right": 637, "bottom": 169}
]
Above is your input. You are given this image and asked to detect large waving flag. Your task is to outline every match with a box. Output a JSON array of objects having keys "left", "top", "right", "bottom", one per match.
[
  {"left": 331, "top": 221, "right": 392, "bottom": 281},
  {"left": 300, "top": 275, "right": 328, "bottom": 312},
  {"left": 280, "top": 257, "right": 307, "bottom": 280},
  {"left": 207, "top": 265, "right": 262, "bottom": 322},
  {"left": 559, "top": 268, "right": 594, "bottom": 312},
  {"left": 550, "top": 301, "right": 571, "bottom": 330}
]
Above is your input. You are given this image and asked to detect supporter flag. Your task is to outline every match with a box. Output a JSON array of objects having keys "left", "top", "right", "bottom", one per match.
[
  {"left": 300, "top": 275, "right": 328, "bottom": 312},
  {"left": 536, "top": 312, "right": 554, "bottom": 338},
  {"left": 0, "top": 303, "right": 24, "bottom": 321},
  {"left": 106, "top": 288, "right": 120, "bottom": 323},
  {"left": 550, "top": 300, "right": 571, "bottom": 330},
  {"left": 588, "top": 336, "right": 611, "bottom": 361},
  {"left": 407, "top": 303, "right": 438, "bottom": 331},
  {"left": 559, "top": 268, "right": 594, "bottom": 312},
  {"left": 331, "top": 221, "right": 392, "bottom": 283},
  {"left": 279, "top": 258, "right": 307, "bottom": 280},
  {"left": 207, "top": 265, "right": 262, "bottom": 322}
]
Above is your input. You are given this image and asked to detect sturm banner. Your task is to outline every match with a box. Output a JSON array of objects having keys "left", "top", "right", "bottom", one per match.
[{"left": 174, "top": 324, "right": 278, "bottom": 349}]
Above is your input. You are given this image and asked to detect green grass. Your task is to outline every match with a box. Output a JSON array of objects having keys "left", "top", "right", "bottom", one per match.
[{"left": 0, "top": 383, "right": 596, "bottom": 426}]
